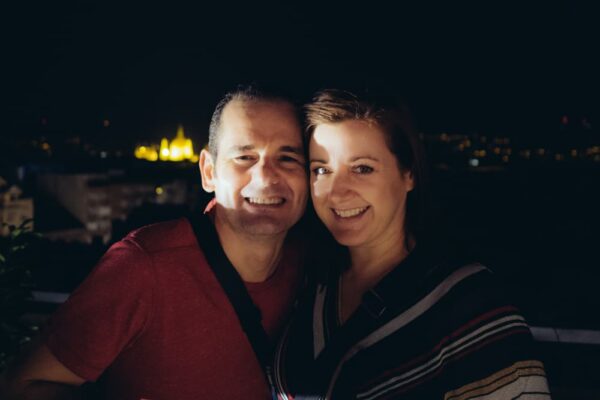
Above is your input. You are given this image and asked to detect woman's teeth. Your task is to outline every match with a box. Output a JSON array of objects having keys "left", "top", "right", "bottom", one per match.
[{"left": 333, "top": 206, "right": 368, "bottom": 218}]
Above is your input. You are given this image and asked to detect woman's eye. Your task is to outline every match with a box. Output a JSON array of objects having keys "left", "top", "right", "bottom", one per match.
[
  {"left": 353, "top": 165, "right": 374, "bottom": 174},
  {"left": 312, "top": 166, "right": 329, "bottom": 175}
]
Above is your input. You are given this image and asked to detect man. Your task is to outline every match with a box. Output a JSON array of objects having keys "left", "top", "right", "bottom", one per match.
[{"left": 1, "top": 85, "right": 308, "bottom": 399}]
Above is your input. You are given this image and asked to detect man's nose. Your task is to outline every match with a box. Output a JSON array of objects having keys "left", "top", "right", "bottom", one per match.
[{"left": 253, "top": 159, "right": 280, "bottom": 186}]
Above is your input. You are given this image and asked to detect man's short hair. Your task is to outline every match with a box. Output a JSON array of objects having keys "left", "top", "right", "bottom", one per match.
[{"left": 208, "top": 83, "right": 301, "bottom": 159}]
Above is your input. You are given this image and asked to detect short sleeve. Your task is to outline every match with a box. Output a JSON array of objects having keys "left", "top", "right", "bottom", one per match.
[{"left": 43, "top": 238, "right": 155, "bottom": 381}]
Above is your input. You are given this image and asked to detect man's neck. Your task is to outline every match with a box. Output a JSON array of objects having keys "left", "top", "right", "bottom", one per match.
[{"left": 213, "top": 215, "right": 286, "bottom": 283}]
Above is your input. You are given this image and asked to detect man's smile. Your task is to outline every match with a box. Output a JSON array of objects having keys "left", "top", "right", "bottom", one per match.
[{"left": 245, "top": 197, "right": 286, "bottom": 206}]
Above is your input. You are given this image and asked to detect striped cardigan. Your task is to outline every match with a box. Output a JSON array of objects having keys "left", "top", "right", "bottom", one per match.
[{"left": 271, "top": 245, "right": 551, "bottom": 399}]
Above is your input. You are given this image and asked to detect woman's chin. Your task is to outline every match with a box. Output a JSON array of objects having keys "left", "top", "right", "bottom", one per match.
[{"left": 331, "top": 232, "right": 366, "bottom": 248}]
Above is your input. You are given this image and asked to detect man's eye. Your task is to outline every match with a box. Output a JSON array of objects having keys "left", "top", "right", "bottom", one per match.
[
  {"left": 236, "top": 155, "right": 255, "bottom": 161},
  {"left": 280, "top": 155, "right": 304, "bottom": 165},
  {"left": 353, "top": 165, "right": 374, "bottom": 174},
  {"left": 312, "top": 166, "right": 329, "bottom": 175}
]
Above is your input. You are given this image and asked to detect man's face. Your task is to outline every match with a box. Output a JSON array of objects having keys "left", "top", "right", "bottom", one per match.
[{"left": 200, "top": 99, "right": 308, "bottom": 239}]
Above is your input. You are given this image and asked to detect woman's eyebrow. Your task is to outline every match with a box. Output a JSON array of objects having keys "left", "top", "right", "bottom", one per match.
[
  {"left": 310, "top": 156, "right": 380, "bottom": 164},
  {"left": 349, "top": 155, "right": 380, "bottom": 162}
]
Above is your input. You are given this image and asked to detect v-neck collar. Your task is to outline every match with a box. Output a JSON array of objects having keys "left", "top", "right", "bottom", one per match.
[{"left": 332, "top": 241, "right": 456, "bottom": 336}]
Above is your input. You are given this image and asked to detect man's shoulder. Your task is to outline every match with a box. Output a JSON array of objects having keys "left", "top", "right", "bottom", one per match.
[{"left": 123, "top": 218, "right": 198, "bottom": 254}]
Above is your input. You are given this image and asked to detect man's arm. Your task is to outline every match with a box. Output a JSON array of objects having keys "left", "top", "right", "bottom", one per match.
[
  {"left": 0, "top": 340, "right": 85, "bottom": 400},
  {"left": 1, "top": 238, "right": 154, "bottom": 399}
]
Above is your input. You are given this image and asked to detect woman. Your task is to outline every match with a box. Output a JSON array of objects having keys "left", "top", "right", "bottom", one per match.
[{"left": 271, "top": 89, "right": 551, "bottom": 399}]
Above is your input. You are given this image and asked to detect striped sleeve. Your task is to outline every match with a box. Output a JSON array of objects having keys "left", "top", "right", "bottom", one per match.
[
  {"left": 444, "top": 360, "right": 550, "bottom": 400},
  {"left": 353, "top": 266, "right": 552, "bottom": 399}
]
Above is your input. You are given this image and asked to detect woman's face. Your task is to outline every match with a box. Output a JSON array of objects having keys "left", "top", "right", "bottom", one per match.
[{"left": 309, "top": 120, "right": 414, "bottom": 249}]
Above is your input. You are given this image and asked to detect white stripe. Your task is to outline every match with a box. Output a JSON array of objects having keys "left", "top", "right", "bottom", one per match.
[
  {"left": 325, "top": 263, "right": 488, "bottom": 399},
  {"left": 358, "top": 317, "right": 528, "bottom": 399},
  {"left": 531, "top": 326, "right": 600, "bottom": 345},
  {"left": 357, "top": 315, "right": 526, "bottom": 398},
  {"left": 31, "top": 290, "right": 70, "bottom": 303},
  {"left": 272, "top": 323, "right": 291, "bottom": 400},
  {"left": 313, "top": 283, "right": 327, "bottom": 358}
]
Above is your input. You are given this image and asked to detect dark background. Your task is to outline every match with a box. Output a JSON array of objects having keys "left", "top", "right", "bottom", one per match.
[{"left": 4, "top": 1, "right": 597, "bottom": 141}]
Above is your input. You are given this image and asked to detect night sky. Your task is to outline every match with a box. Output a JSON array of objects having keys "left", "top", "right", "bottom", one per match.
[{"left": 4, "top": 1, "right": 598, "bottom": 145}]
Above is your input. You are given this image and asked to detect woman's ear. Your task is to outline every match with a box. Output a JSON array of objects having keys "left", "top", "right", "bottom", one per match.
[{"left": 403, "top": 169, "right": 415, "bottom": 192}]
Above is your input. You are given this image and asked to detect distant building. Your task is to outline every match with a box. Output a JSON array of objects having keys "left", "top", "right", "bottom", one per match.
[
  {"left": 134, "top": 125, "right": 199, "bottom": 163},
  {"left": 0, "top": 177, "right": 34, "bottom": 236},
  {"left": 34, "top": 194, "right": 89, "bottom": 243},
  {"left": 37, "top": 171, "right": 189, "bottom": 243}
]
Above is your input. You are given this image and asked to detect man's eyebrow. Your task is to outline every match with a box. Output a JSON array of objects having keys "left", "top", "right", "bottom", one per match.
[
  {"left": 279, "top": 145, "right": 304, "bottom": 155},
  {"left": 228, "top": 145, "right": 255, "bottom": 152}
]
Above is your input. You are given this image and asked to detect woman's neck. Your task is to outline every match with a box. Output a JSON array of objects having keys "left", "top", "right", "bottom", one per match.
[
  {"left": 346, "top": 230, "right": 414, "bottom": 291},
  {"left": 339, "top": 233, "right": 414, "bottom": 324}
]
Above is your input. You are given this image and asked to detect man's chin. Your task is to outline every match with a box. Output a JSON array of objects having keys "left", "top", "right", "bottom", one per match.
[{"left": 238, "top": 216, "right": 293, "bottom": 237}]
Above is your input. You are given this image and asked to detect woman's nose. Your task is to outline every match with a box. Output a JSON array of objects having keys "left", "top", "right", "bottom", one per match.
[{"left": 328, "top": 171, "right": 353, "bottom": 201}]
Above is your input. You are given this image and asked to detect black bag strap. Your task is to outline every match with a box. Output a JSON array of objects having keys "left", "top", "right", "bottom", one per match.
[{"left": 186, "top": 213, "right": 272, "bottom": 369}]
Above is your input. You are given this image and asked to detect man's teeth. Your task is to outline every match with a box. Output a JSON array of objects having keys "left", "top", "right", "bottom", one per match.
[
  {"left": 334, "top": 207, "right": 368, "bottom": 218},
  {"left": 247, "top": 197, "right": 284, "bottom": 205}
]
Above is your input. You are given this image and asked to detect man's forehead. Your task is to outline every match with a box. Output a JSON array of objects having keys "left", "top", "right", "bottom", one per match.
[
  {"left": 218, "top": 99, "right": 303, "bottom": 148},
  {"left": 222, "top": 98, "right": 296, "bottom": 121},
  {"left": 225, "top": 143, "right": 305, "bottom": 155}
]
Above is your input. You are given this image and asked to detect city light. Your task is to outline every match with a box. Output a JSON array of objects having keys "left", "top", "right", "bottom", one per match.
[
  {"left": 136, "top": 126, "right": 199, "bottom": 163},
  {"left": 134, "top": 145, "right": 159, "bottom": 161}
]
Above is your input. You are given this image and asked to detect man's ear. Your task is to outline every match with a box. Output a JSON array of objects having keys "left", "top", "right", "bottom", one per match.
[{"left": 199, "top": 149, "right": 216, "bottom": 193}]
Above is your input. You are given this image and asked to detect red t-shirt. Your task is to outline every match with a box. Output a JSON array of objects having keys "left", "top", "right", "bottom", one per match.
[{"left": 44, "top": 217, "right": 304, "bottom": 400}]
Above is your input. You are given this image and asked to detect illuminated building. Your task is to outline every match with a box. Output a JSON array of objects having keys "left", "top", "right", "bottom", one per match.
[
  {"left": 135, "top": 125, "right": 199, "bottom": 163},
  {"left": 37, "top": 172, "right": 189, "bottom": 244}
]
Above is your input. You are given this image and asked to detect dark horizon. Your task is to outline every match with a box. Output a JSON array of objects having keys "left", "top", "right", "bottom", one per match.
[{"left": 4, "top": 2, "right": 598, "bottom": 143}]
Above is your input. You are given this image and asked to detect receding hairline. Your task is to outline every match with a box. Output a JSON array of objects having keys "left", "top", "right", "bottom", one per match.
[
  {"left": 223, "top": 96, "right": 297, "bottom": 115},
  {"left": 217, "top": 97, "right": 301, "bottom": 138},
  {"left": 208, "top": 93, "right": 299, "bottom": 159}
]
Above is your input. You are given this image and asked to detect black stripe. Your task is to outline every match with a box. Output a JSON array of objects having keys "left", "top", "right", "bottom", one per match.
[
  {"left": 358, "top": 320, "right": 531, "bottom": 397},
  {"left": 510, "top": 392, "right": 552, "bottom": 400},
  {"left": 186, "top": 213, "right": 271, "bottom": 369}
]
